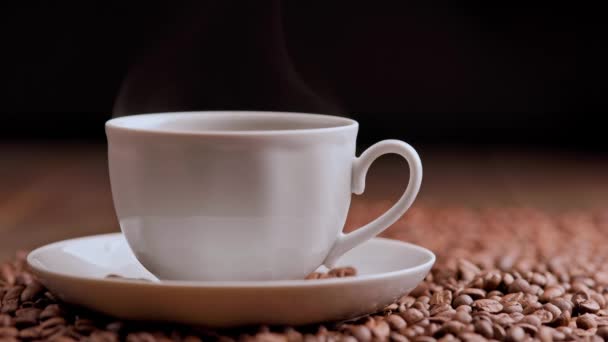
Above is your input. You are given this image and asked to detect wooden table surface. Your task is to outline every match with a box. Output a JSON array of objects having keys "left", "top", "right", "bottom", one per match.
[{"left": 1, "top": 142, "right": 607, "bottom": 260}]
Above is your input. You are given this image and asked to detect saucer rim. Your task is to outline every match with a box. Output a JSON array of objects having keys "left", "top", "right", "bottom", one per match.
[{"left": 27, "top": 233, "right": 435, "bottom": 289}]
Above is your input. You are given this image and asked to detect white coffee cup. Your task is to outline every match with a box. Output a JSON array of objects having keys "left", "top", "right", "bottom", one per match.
[{"left": 106, "top": 111, "right": 422, "bottom": 281}]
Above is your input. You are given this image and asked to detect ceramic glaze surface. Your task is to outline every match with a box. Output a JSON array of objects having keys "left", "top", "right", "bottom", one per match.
[
  {"left": 106, "top": 112, "right": 422, "bottom": 281},
  {"left": 28, "top": 233, "right": 435, "bottom": 326}
]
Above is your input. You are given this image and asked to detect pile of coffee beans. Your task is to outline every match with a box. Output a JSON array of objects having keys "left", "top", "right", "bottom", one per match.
[{"left": 3, "top": 207, "right": 608, "bottom": 341}]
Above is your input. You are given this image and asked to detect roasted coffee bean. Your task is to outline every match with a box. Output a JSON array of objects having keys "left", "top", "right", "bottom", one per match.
[
  {"left": 505, "top": 326, "right": 525, "bottom": 342},
  {"left": 52, "top": 336, "right": 77, "bottom": 342},
  {"left": 327, "top": 267, "right": 356, "bottom": 278},
  {"left": 429, "top": 315, "right": 450, "bottom": 324},
  {"left": 357, "top": 317, "right": 373, "bottom": 332},
  {"left": 457, "top": 332, "right": 484, "bottom": 342},
  {"left": 522, "top": 293, "right": 537, "bottom": 304},
  {"left": 487, "top": 295, "right": 501, "bottom": 301},
  {"left": 503, "top": 273, "right": 515, "bottom": 286},
  {"left": 300, "top": 334, "right": 315, "bottom": 342},
  {"left": 487, "top": 290, "right": 502, "bottom": 298},
  {"left": 20, "top": 281, "right": 44, "bottom": 302},
  {"left": 516, "top": 323, "right": 537, "bottom": 334},
  {"left": 41, "top": 325, "right": 66, "bottom": 339},
  {"left": 552, "top": 310, "right": 571, "bottom": 327},
  {"left": 0, "top": 314, "right": 11, "bottom": 327},
  {"left": 493, "top": 313, "right": 515, "bottom": 326},
  {"left": 40, "top": 304, "right": 62, "bottom": 320},
  {"left": 483, "top": 272, "right": 502, "bottom": 291},
  {"left": 348, "top": 325, "right": 371, "bottom": 342},
  {"left": 550, "top": 297, "right": 573, "bottom": 313},
  {"left": 429, "top": 304, "right": 451, "bottom": 316},
  {"left": 429, "top": 323, "right": 444, "bottom": 337},
  {"left": 74, "top": 318, "right": 96, "bottom": 333},
  {"left": 571, "top": 281, "right": 590, "bottom": 295},
  {"left": 509, "top": 311, "right": 524, "bottom": 322},
  {"left": 33, "top": 297, "right": 50, "bottom": 309},
  {"left": 579, "top": 299, "right": 600, "bottom": 313},
  {"left": 399, "top": 296, "right": 416, "bottom": 308},
  {"left": 418, "top": 296, "right": 431, "bottom": 305},
  {"left": 304, "top": 273, "right": 322, "bottom": 280},
  {"left": 412, "top": 325, "right": 426, "bottom": 335},
  {"left": 103, "top": 321, "right": 123, "bottom": 335},
  {"left": 455, "top": 305, "right": 472, "bottom": 313},
  {"left": 441, "top": 321, "right": 464, "bottom": 336},
  {"left": 537, "top": 326, "right": 554, "bottom": 342},
  {"left": 460, "top": 289, "right": 485, "bottom": 300},
  {"left": 40, "top": 316, "right": 65, "bottom": 330},
  {"left": 454, "top": 311, "right": 471, "bottom": 324},
  {"left": 14, "top": 307, "right": 41, "bottom": 327},
  {"left": 457, "top": 259, "right": 480, "bottom": 281},
  {"left": 452, "top": 295, "right": 473, "bottom": 308},
  {"left": 597, "top": 326, "right": 608, "bottom": 340},
  {"left": 529, "top": 284, "right": 542, "bottom": 296},
  {"left": 520, "top": 315, "right": 541, "bottom": 327},
  {"left": 522, "top": 301, "right": 542, "bottom": 315},
  {"left": 126, "top": 332, "right": 157, "bottom": 342},
  {"left": 384, "top": 303, "right": 399, "bottom": 312},
  {"left": 0, "top": 300, "right": 18, "bottom": 314},
  {"left": 543, "top": 303, "right": 562, "bottom": 320},
  {"left": 502, "top": 303, "right": 522, "bottom": 314},
  {"left": 90, "top": 331, "right": 120, "bottom": 342},
  {"left": 64, "top": 326, "right": 83, "bottom": 340},
  {"left": 531, "top": 273, "right": 547, "bottom": 286},
  {"left": 492, "top": 323, "right": 506, "bottom": 340},
  {"left": 430, "top": 291, "right": 452, "bottom": 306},
  {"left": 389, "top": 331, "right": 409, "bottom": 342},
  {"left": 371, "top": 321, "right": 390, "bottom": 340},
  {"left": 15, "top": 272, "right": 34, "bottom": 286},
  {"left": 412, "top": 301, "right": 428, "bottom": 312},
  {"left": 472, "top": 299, "right": 502, "bottom": 313},
  {"left": 0, "top": 326, "right": 18, "bottom": 338},
  {"left": 0, "top": 265, "right": 15, "bottom": 286},
  {"left": 1, "top": 286, "right": 23, "bottom": 313},
  {"left": 532, "top": 309, "right": 554, "bottom": 324},
  {"left": 20, "top": 300, "right": 35, "bottom": 309},
  {"left": 19, "top": 326, "right": 40, "bottom": 339},
  {"left": 576, "top": 314, "right": 597, "bottom": 330},
  {"left": 387, "top": 314, "right": 406, "bottom": 330},
  {"left": 2, "top": 286, "right": 23, "bottom": 301},
  {"left": 473, "top": 320, "right": 493, "bottom": 338},
  {"left": 572, "top": 291, "right": 589, "bottom": 305},
  {"left": 507, "top": 279, "right": 531, "bottom": 294},
  {"left": 592, "top": 293, "right": 606, "bottom": 310},
  {"left": 540, "top": 285, "right": 565, "bottom": 302},
  {"left": 418, "top": 318, "right": 430, "bottom": 327},
  {"left": 401, "top": 308, "right": 425, "bottom": 325},
  {"left": 402, "top": 328, "right": 416, "bottom": 339},
  {"left": 501, "top": 292, "right": 524, "bottom": 304},
  {"left": 410, "top": 284, "right": 429, "bottom": 298},
  {"left": 472, "top": 310, "right": 492, "bottom": 321},
  {"left": 283, "top": 327, "right": 302, "bottom": 342}
]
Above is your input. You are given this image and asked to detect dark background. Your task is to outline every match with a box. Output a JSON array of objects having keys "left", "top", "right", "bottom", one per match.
[{"left": 1, "top": 2, "right": 604, "bottom": 149}]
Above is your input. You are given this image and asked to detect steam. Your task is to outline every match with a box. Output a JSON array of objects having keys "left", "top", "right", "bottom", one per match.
[{"left": 112, "top": 2, "right": 342, "bottom": 118}]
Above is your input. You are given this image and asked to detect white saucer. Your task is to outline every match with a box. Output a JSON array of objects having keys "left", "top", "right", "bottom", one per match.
[{"left": 27, "top": 233, "right": 435, "bottom": 327}]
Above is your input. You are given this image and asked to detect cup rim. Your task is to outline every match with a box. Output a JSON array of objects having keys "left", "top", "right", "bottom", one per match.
[{"left": 106, "top": 111, "right": 358, "bottom": 137}]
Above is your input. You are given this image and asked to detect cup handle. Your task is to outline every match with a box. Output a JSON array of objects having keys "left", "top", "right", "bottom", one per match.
[{"left": 323, "top": 140, "right": 423, "bottom": 268}]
